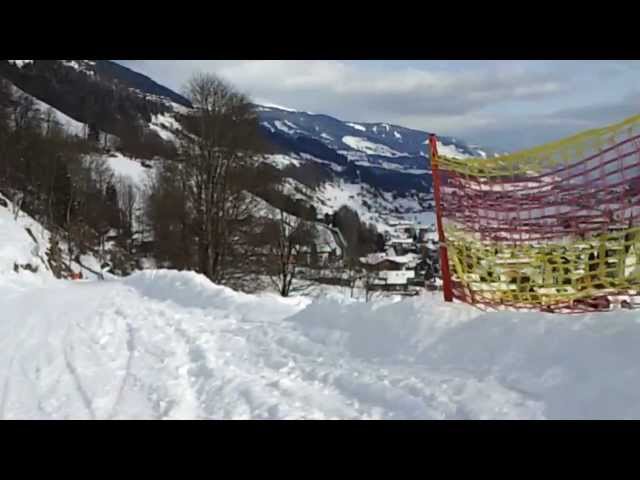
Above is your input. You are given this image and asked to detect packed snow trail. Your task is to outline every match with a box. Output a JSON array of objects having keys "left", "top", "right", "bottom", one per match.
[{"left": 3, "top": 270, "right": 640, "bottom": 419}]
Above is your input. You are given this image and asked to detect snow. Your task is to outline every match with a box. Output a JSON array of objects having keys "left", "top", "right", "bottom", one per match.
[
  {"left": 6, "top": 264, "right": 640, "bottom": 418},
  {"left": 354, "top": 160, "right": 427, "bottom": 174},
  {"left": 263, "top": 154, "right": 302, "bottom": 169},
  {"left": 313, "top": 180, "right": 432, "bottom": 234},
  {"left": 279, "top": 177, "right": 314, "bottom": 202},
  {"left": 2, "top": 202, "right": 640, "bottom": 420},
  {"left": 148, "top": 124, "right": 174, "bottom": 142},
  {"left": 9, "top": 84, "right": 86, "bottom": 137},
  {"left": 361, "top": 252, "right": 419, "bottom": 266},
  {"left": 298, "top": 153, "right": 345, "bottom": 172},
  {"left": 342, "top": 136, "right": 408, "bottom": 158},
  {"left": 376, "top": 270, "right": 415, "bottom": 285},
  {"left": 347, "top": 123, "right": 366, "bottom": 132},
  {"left": 61, "top": 60, "right": 95, "bottom": 76},
  {"left": 0, "top": 194, "right": 102, "bottom": 281},
  {"left": 436, "top": 141, "right": 472, "bottom": 159},
  {"left": 149, "top": 113, "right": 182, "bottom": 143},
  {"left": 8, "top": 60, "right": 33, "bottom": 68},
  {"left": 0, "top": 194, "right": 52, "bottom": 278},
  {"left": 274, "top": 120, "right": 297, "bottom": 135},
  {"left": 259, "top": 102, "right": 298, "bottom": 113},
  {"left": 393, "top": 131, "right": 403, "bottom": 141},
  {"left": 103, "top": 153, "right": 151, "bottom": 188}
]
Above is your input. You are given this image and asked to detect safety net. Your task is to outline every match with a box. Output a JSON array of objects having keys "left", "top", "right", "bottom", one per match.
[{"left": 434, "top": 114, "right": 640, "bottom": 312}]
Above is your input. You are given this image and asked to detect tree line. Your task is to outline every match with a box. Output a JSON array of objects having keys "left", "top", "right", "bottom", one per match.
[{"left": 0, "top": 72, "right": 383, "bottom": 295}]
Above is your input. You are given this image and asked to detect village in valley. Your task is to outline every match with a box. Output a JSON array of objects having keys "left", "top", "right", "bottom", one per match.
[{"left": 306, "top": 215, "right": 442, "bottom": 297}]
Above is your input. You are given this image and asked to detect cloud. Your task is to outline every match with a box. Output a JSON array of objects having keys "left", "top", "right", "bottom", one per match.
[
  {"left": 550, "top": 91, "right": 640, "bottom": 124},
  {"left": 121, "top": 60, "right": 567, "bottom": 116},
  {"left": 213, "top": 60, "right": 567, "bottom": 116}
]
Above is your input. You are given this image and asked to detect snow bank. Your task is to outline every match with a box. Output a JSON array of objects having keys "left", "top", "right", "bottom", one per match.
[
  {"left": 289, "top": 294, "right": 478, "bottom": 360},
  {"left": 122, "top": 270, "right": 310, "bottom": 323},
  {"left": 287, "top": 294, "right": 640, "bottom": 419},
  {"left": 0, "top": 194, "right": 51, "bottom": 278}
]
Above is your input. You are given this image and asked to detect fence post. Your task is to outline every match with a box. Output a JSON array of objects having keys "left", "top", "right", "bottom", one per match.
[{"left": 429, "top": 134, "right": 454, "bottom": 302}]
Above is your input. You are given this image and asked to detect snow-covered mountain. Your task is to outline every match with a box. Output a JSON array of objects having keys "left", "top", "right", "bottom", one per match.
[
  {"left": 255, "top": 104, "right": 499, "bottom": 230},
  {"left": 0, "top": 60, "right": 499, "bottom": 232},
  {"left": 257, "top": 104, "right": 495, "bottom": 169}
]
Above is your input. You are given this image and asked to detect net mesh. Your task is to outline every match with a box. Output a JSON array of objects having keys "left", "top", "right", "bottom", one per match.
[{"left": 436, "top": 114, "right": 640, "bottom": 312}]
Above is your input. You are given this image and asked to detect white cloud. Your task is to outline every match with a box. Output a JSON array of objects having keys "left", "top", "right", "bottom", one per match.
[{"left": 121, "top": 60, "right": 566, "bottom": 115}]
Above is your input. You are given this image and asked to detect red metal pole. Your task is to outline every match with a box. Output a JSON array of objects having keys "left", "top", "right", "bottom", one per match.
[{"left": 429, "top": 134, "right": 454, "bottom": 302}]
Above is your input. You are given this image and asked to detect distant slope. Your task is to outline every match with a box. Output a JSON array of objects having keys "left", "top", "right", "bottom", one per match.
[{"left": 254, "top": 105, "right": 499, "bottom": 229}]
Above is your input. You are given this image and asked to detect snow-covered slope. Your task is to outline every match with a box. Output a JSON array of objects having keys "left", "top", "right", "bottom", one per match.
[
  {"left": 258, "top": 104, "right": 498, "bottom": 164},
  {"left": 8, "top": 84, "right": 86, "bottom": 138},
  {"left": 0, "top": 194, "right": 52, "bottom": 278},
  {"left": 255, "top": 104, "right": 499, "bottom": 229},
  {"left": 3, "top": 267, "right": 640, "bottom": 419},
  {"left": 103, "top": 152, "right": 153, "bottom": 188},
  {"left": 0, "top": 194, "right": 105, "bottom": 281},
  {"left": 342, "top": 136, "right": 409, "bottom": 158}
]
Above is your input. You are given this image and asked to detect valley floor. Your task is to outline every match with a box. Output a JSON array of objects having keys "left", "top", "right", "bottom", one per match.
[{"left": 2, "top": 270, "right": 640, "bottom": 419}]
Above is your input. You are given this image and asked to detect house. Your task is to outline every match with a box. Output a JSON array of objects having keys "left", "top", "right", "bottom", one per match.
[
  {"left": 359, "top": 252, "right": 420, "bottom": 291},
  {"left": 388, "top": 238, "right": 417, "bottom": 255},
  {"left": 417, "top": 227, "right": 437, "bottom": 243}
]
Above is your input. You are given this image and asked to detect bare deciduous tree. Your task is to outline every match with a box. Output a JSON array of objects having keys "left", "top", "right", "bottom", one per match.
[
  {"left": 12, "top": 92, "right": 39, "bottom": 131},
  {"left": 256, "top": 209, "right": 317, "bottom": 297},
  {"left": 116, "top": 175, "right": 138, "bottom": 253},
  {"left": 168, "top": 72, "right": 269, "bottom": 283}
]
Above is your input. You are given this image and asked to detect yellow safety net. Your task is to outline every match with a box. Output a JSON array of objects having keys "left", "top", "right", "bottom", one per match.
[{"left": 435, "top": 113, "right": 640, "bottom": 312}]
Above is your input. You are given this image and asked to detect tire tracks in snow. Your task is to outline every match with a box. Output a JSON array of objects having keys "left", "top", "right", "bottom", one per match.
[
  {"left": 108, "top": 322, "right": 135, "bottom": 420},
  {"left": 0, "top": 352, "right": 16, "bottom": 419},
  {"left": 62, "top": 334, "right": 96, "bottom": 420}
]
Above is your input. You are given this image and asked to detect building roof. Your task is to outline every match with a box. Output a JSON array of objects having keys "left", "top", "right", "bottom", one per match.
[{"left": 360, "top": 252, "right": 420, "bottom": 266}]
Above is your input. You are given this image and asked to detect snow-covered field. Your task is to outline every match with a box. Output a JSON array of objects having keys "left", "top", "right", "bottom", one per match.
[
  {"left": 3, "top": 266, "right": 640, "bottom": 419},
  {"left": 3, "top": 188, "right": 640, "bottom": 420}
]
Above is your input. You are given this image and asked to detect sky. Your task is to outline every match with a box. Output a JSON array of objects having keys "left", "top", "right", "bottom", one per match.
[{"left": 117, "top": 60, "right": 640, "bottom": 151}]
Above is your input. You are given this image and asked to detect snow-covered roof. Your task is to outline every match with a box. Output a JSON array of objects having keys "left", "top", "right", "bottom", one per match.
[
  {"left": 388, "top": 238, "right": 415, "bottom": 245},
  {"left": 360, "top": 252, "right": 419, "bottom": 266}
]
